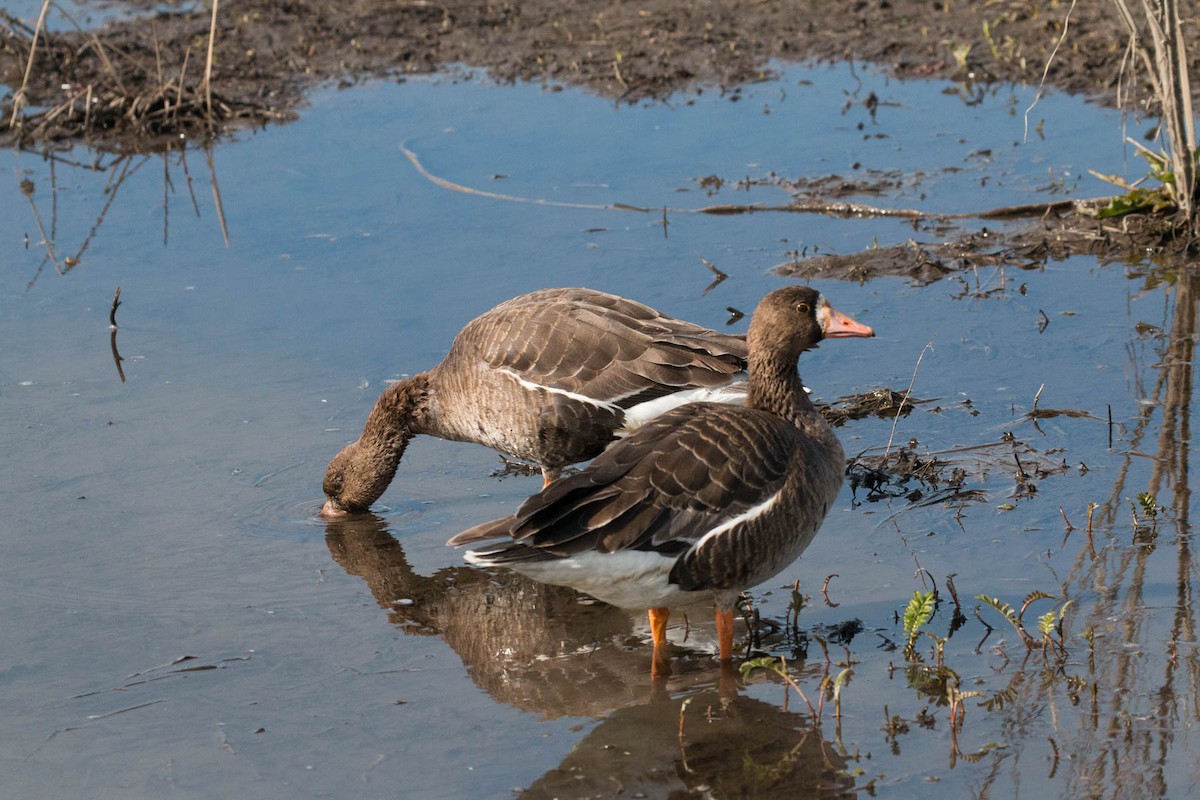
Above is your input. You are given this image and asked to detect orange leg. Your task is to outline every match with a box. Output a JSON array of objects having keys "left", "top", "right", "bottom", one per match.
[
  {"left": 648, "top": 607, "right": 672, "bottom": 677},
  {"left": 717, "top": 660, "right": 738, "bottom": 700},
  {"left": 715, "top": 607, "right": 735, "bottom": 662}
]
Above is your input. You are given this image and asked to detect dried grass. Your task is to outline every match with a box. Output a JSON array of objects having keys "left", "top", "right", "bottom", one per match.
[{"left": 1, "top": 1, "right": 286, "bottom": 148}]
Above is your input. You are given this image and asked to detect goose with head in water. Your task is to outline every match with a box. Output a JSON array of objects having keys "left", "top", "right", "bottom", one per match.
[{"left": 321, "top": 288, "right": 749, "bottom": 516}]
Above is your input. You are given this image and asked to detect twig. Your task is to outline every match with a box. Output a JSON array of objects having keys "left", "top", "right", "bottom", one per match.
[
  {"left": 0, "top": 9, "right": 37, "bottom": 36},
  {"left": 108, "top": 285, "right": 127, "bottom": 383},
  {"left": 176, "top": 44, "right": 193, "bottom": 118},
  {"left": 778, "top": 655, "right": 819, "bottom": 720},
  {"left": 69, "top": 156, "right": 149, "bottom": 268},
  {"left": 203, "top": 0, "right": 220, "bottom": 125},
  {"left": 18, "top": 172, "right": 59, "bottom": 272},
  {"left": 9, "top": 0, "right": 51, "bottom": 128},
  {"left": 1084, "top": 502, "right": 1098, "bottom": 558},
  {"left": 204, "top": 146, "right": 231, "bottom": 246},
  {"left": 699, "top": 255, "right": 727, "bottom": 295},
  {"left": 402, "top": 141, "right": 618, "bottom": 210},
  {"left": 109, "top": 287, "right": 122, "bottom": 329},
  {"left": 822, "top": 574, "right": 840, "bottom": 608},
  {"left": 400, "top": 141, "right": 1098, "bottom": 220},
  {"left": 612, "top": 53, "right": 627, "bottom": 90},
  {"left": 110, "top": 329, "right": 126, "bottom": 383},
  {"left": 162, "top": 152, "right": 170, "bottom": 245},
  {"left": 85, "top": 699, "right": 164, "bottom": 720},
  {"left": 89, "top": 35, "right": 129, "bottom": 97},
  {"left": 884, "top": 342, "right": 933, "bottom": 458},
  {"left": 1059, "top": 506, "right": 1075, "bottom": 531},
  {"left": 180, "top": 148, "right": 203, "bottom": 218},
  {"left": 1025, "top": 0, "right": 1078, "bottom": 142},
  {"left": 677, "top": 696, "right": 691, "bottom": 742}
]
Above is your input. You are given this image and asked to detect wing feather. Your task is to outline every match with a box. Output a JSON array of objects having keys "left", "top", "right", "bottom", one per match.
[
  {"left": 464, "top": 404, "right": 798, "bottom": 562},
  {"left": 458, "top": 289, "right": 746, "bottom": 409}
]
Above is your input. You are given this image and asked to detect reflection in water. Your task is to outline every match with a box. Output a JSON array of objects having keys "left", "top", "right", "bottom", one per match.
[
  {"left": 980, "top": 267, "right": 1200, "bottom": 797},
  {"left": 109, "top": 286, "right": 125, "bottom": 382},
  {"left": 325, "top": 513, "right": 670, "bottom": 717},
  {"left": 523, "top": 687, "right": 854, "bottom": 798},
  {"left": 1067, "top": 267, "right": 1200, "bottom": 797},
  {"left": 324, "top": 515, "right": 856, "bottom": 795},
  {"left": 18, "top": 143, "right": 228, "bottom": 291}
]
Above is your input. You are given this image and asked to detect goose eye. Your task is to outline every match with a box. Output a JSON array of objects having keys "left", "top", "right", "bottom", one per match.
[{"left": 796, "top": 302, "right": 810, "bottom": 314}]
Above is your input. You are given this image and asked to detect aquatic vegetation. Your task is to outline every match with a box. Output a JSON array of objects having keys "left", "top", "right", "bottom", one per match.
[{"left": 1091, "top": 142, "right": 1199, "bottom": 220}]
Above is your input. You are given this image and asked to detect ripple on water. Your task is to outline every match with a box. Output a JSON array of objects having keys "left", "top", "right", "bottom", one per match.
[
  {"left": 231, "top": 492, "right": 441, "bottom": 543},
  {"left": 2, "top": 496, "right": 447, "bottom": 616}
]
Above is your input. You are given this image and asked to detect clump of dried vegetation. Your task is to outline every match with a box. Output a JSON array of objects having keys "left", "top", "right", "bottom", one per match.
[
  {"left": 1103, "top": 0, "right": 1196, "bottom": 224},
  {"left": 2, "top": 0, "right": 287, "bottom": 148}
]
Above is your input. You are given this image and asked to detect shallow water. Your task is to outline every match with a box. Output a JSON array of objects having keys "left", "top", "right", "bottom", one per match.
[{"left": 2, "top": 62, "right": 1196, "bottom": 798}]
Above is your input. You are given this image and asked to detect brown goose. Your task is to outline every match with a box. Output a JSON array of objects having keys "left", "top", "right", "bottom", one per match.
[
  {"left": 447, "top": 286, "right": 873, "bottom": 675},
  {"left": 322, "top": 288, "right": 748, "bottom": 516}
]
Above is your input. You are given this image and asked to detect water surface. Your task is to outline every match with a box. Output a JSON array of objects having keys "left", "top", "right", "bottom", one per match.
[{"left": 1, "top": 63, "right": 1193, "bottom": 798}]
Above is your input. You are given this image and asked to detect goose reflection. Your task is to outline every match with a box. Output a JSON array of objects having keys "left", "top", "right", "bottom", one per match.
[
  {"left": 523, "top": 686, "right": 855, "bottom": 798},
  {"left": 324, "top": 513, "right": 718, "bottom": 716},
  {"left": 323, "top": 515, "right": 857, "bottom": 796}
]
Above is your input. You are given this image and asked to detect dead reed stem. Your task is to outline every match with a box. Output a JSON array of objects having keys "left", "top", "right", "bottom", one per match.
[
  {"left": 109, "top": 286, "right": 121, "bottom": 329},
  {"left": 10, "top": 0, "right": 52, "bottom": 128},
  {"left": 205, "top": 146, "right": 231, "bottom": 246},
  {"left": 401, "top": 141, "right": 1095, "bottom": 220},
  {"left": 203, "top": 0, "right": 220, "bottom": 125},
  {"left": 1024, "top": 0, "right": 1078, "bottom": 142},
  {"left": 884, "top": 342, "right": 933, "bottom": 458},
  {"left": 1110, "top": 0, "right": 1196, "bottom": 219}
]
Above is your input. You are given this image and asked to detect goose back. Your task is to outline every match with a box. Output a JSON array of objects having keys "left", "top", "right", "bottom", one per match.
[{"left": 419, "top": 288, "right": 747, "bottom": 470}]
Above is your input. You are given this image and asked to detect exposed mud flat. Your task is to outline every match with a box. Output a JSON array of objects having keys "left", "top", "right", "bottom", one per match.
[{"left": 1, "top": 0, "right": 1187, "bottom": 148}]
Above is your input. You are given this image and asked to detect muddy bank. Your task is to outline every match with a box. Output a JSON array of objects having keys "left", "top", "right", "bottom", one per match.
[
  {"left": 0, "top": 0, "right": 1188, "bottom": 149},
  {"left": 774, "top": 204, "right": 1194, "bottom": 283}
]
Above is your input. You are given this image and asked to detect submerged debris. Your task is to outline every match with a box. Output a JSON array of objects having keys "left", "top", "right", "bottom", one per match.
[
  {"left": 847, "top": 437, "right": 1071, "bottom": 507},
  {"left": 490, "top": 456, "right": 546, "bottom": 480},
  {"left": 820, "top": 388, "right": 923, "bottom": 427}
]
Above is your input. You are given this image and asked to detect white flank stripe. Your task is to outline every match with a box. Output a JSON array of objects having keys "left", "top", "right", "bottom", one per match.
[
  {"left": 617, "top": 382, "right": 747, "bottom": 434},
  {"left": 498, "top": 368, "right": 622, "bottom": 412},
  {"left": 691, "top": 489, "right": 782, "bottom": 552}
]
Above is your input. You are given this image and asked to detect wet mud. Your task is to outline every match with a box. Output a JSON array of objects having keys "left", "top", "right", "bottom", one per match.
[{"left": 1, "top": 0, "right": 1189, "bottom": 149}]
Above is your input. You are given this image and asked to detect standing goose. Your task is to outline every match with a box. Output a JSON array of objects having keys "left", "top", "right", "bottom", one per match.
[
  {"left": 322, "top": 288, "right": 748, "bottom": 516},
  {"left": 447, "top": 286, "right": 873, "bottom": 675}
]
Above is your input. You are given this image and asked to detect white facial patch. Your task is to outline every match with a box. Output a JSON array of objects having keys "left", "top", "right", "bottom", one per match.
[{"left": 815, "top": 294, "right": 830, "bottom": 332}]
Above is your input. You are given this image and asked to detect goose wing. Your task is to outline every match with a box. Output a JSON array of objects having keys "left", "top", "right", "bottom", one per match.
[
  {"left": 466, "top": 289, "right": 747, "bottom": 409},
  {"left": 450, "top": 403, "right": 798, "bottom": 562}
]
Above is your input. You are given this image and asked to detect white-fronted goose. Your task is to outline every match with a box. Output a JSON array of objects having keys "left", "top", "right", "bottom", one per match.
[
  {"left": 447, "top": 286, "right": 873, "bottom": 675},
  {"left": 322, "top": 288, "right": 748, "bottom": 516}
]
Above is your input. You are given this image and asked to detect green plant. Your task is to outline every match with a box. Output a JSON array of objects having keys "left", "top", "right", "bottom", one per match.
[
  {"left": 822, "top": 667, "right": 853, "bottom": 719},
  {"left": 902, "top": 589, "right": 936, "bottom": 657},
  {"left": 976, "top": 591, "right": 1071, "bottom": 658},
  {"left": 1090, "top": 140, "right": 1198, "bottom": 218},
  {"left": 1137, "top": 491, "right": 1160, "bottom": 518}
]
